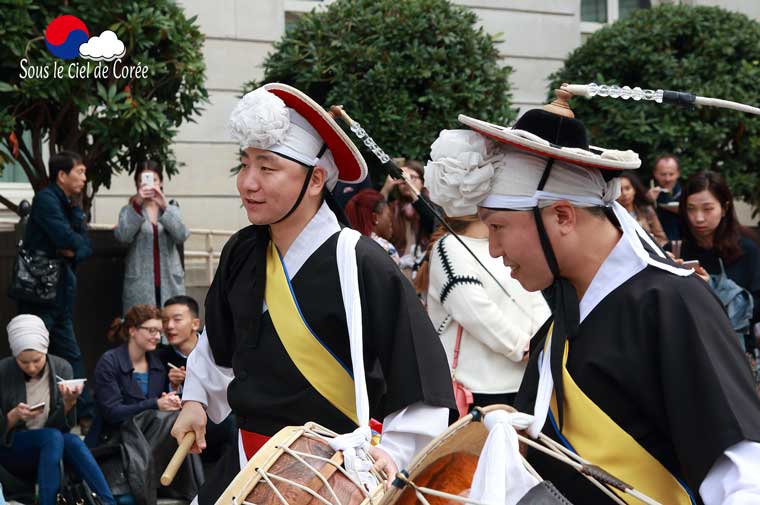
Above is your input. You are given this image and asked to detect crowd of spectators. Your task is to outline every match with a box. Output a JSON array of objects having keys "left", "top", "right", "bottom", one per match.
[{"left": 1, "top": 149, "right": 758, "bottom": 504}]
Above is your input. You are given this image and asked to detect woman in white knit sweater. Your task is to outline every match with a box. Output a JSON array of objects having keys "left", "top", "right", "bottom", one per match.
[{"left": 420, "top": 129, "right": 550, "bottom": 406}]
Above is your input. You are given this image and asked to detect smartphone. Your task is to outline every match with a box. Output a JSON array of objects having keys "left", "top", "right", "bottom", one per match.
[
  {"left": 28, "top": 402, "right": 45, "bottom": 411},
  {"left": 141, "top": 171, "right": 155, "bottom": 187},
  {"left": 682, "top": 260, "right": 700, "bottom": 269}
]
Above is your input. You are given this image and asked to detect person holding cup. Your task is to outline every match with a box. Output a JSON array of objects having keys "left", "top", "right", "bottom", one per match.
[
  {"left": 0, "top": 315, "right": 115, "bottom": 505},
  {"left": 115, "top": 161, "right": 190, "bottom": 314}
]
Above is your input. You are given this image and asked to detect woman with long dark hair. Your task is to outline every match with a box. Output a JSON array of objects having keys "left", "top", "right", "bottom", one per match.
[
  {"left": 617, "top": 171, "right": 668, "bottom": 246},
  {"left": 678, "top": 171, "right": 760, "bottom": 356}
]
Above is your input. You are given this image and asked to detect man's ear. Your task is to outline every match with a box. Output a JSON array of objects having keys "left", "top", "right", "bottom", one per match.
[
  {"left": 192, "top": 318, "right": 201, "bottom": 333},
  {"left": 309, "top": 166, "right": 327, "bottom": 196},
  {"left": 548, "top": 201, "right": 577, "bottom": 236}
]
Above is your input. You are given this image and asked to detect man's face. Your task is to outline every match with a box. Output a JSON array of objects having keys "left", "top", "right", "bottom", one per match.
[
  {"left": 478, "top": 208, "right": 554, "bottom": 292},
  {"left": 653, "top": 158, "right": 680, "bottom": 190},
  {"left": 237, "top": 148, "right": 318, "bottom": 225},
  {"left": 58, "top": 163, "right": 87, "bottom": 196},
  {"left": 162, "top": 304, "right": 199, "bottom": 347}
]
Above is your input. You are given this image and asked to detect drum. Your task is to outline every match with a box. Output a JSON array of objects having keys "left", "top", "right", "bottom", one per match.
[
  {"left": 380, "top": 404, "right": 522, "bottom": 505},
  {"left": 215, "top": 422, "right": 385, "bottom": 505}
]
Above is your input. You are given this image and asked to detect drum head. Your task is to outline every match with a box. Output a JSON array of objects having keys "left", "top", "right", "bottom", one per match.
[{"left": 380, "top": 405, "right": 516, "bottom": 504}]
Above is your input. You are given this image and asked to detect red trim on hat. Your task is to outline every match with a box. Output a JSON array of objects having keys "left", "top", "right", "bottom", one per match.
[
  {"left": 267, "top": 88, "right": 362, "bottom": 182},
  {"left": 470, "top": 127, "right": 625, "bottom": 172}
]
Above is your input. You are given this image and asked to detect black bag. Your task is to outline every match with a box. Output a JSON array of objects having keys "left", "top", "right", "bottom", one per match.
[
  {"left": 8, "top": 243, "right": 62, "bottom": 306},
  {"left": 57, "top": 477, "right": 103, "bottom": 505}
]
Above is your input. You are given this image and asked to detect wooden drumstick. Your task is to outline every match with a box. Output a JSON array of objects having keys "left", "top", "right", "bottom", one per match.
[{"left": 161, "top": 432, "right": 196, "bottom": 486}]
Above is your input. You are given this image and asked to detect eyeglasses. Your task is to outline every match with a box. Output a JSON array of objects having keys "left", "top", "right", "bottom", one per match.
[{"left": 138, "top": 326, "right": 162, "bottom": 336}]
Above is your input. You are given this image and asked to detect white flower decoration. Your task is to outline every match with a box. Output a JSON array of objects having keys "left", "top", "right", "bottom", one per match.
[
  {"left": 601, "top": 149, "right": 640, "bottom": 163},
  {"left": 228, "top": 88, "right": 290, "bottom": 149},
  {"left": 425, "top": 130, "right": 500, "bottom": 217}
]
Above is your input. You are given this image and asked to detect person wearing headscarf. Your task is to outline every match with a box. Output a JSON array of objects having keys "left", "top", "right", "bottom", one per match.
[
  {"left": 418, "top": 131, "right": 550, "bottom": 408},
  {"left": 170, "top": 84, "right": 455, "bottom": 504},
  {"left": 0, "top": 315, "right": 115, "bottom": 505},
  {"left": 428, "top": 90, "right": 760, "bottom": 504}
]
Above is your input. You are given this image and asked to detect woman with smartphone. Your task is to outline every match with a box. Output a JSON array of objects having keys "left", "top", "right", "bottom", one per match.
[
  {"left": 0, "top": 315, "right": 115, "bottom": 505},
  {"left": 114, "top": 161, "right": 191, "bottom": 314},
  {"left": 675, "top": 171, "right": 760, "bottom": 359}
]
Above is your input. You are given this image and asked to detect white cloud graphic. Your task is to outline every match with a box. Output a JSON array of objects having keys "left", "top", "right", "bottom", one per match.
[{"left": 79, "top": 30, "right": 126, "bottom": 61}]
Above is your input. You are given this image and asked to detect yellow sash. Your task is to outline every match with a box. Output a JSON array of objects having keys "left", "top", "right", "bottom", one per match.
[
  {"left": 264, "top": 241, "right": 358, "bottom": 425},
  {"left": 545, "top": 324, "right": 693, "bottom": 504}
]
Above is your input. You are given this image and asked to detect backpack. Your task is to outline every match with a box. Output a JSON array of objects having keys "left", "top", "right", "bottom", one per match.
[{"left": 709, "top": 258, "right": 754, "bottom": 349}]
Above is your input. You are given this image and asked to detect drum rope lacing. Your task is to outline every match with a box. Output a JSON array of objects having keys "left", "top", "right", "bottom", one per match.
[
  {"left": 232, "top": 424, "right": 382, "bottom": 505},
  {"left": 391, "top": 408, "right": 660, "bottom": 505}
]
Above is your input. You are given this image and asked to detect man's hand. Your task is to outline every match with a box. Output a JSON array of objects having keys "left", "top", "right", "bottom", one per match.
[
  {"left": 171, "top": 401, "right": 208, "bottom": 454},
  {"left": 168, "top": 366, "right": 186, "bottom": 388},
  {"left": 369, "top": 445, "right": 399, "bottom": 489}
]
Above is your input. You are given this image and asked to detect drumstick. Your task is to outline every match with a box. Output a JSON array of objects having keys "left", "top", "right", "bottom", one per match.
[{"left": 161, "top": 432, "right": 196, "bottom": 486}]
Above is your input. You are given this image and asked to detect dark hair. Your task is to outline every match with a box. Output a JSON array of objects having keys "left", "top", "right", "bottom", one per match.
[
  {"left": 49, "top": 151, "right": 84, "bottom": 183},
  {"left": 133, "top": 160, "right": 163, "bottom": 186},
  {"left": 680, "top": 170, "right": 743, "bottom": 263},
  {"left": 345, "top": 189, "right": 388, "bottom": 236},
  {"left": 620, "top": 171, "right": 654, "bottom": 210},
  {"left": 163, "top": 295, "right": 200, "bottom": 319},
  {"left": 654, "top": 153, "right": 680, "bottom": 171},
  {"left": 107, "top": 304, "right": 162, "bottom": 343}
]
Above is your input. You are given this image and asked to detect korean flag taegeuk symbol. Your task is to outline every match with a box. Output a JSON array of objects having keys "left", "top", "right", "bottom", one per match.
[{"left": 45, "top": 15, "right": 89, "bottom": 60}]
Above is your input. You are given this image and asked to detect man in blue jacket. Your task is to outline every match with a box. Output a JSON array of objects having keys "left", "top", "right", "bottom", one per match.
[{"left": 18, "top": 151, "right": 93, "bottom": 422}]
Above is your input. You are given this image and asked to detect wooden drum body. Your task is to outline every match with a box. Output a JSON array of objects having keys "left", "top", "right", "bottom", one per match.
[{"left": 216, "top": 423, "right": 384, "bottom": 505}]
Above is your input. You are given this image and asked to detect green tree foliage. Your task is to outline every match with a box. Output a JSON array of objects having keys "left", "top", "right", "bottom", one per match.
[
  {"left": 0, "top": 0, "right": 208, "bottom": 213},
  {"left": 550, "top": 5, "right": 760, "bottom": 214},
  {"left": 250, "top": 0, "right": 514, "bottom": 182}
]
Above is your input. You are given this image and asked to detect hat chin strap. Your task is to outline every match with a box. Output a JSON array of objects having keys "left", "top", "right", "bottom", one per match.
[
  {"left": 529, "top": 157, "right": 581, "bottom": 433},
  {"left": 270, "top": 143, "right": 327, "bottom": 225}
]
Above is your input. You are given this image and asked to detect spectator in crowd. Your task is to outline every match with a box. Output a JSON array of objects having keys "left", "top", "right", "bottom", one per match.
[
  {"left": 114, "top": 161, "right": 190, "bottom": 314},
  {"left": 345, "top": 189, "right": 400, "bottom": 265},
  {"left": 420, "top": 131, "right": 551, "bottom": 407},
  {"left": 17, "top": 150, "right": 94, "bottom": 428},
  {"left": 90, "top": 305, "right": 199, "bottom": 503},
  {"left": 675, "top": 171, "right": 760, "bottom": 356},
  {"left": 381, "top": 160, "right": 436, "bottom": 278},
  {"left": 617, "top": 171, "right": 668, "bottom": 246},
  {"left": 159, "top": 296, "right": 236, "bottom": 463},
  {"left": 647, "top": 154, "right": 683, "bottom": 240},
  {"left": 0, "top": 315, "right": 114, "bottom": 505}
]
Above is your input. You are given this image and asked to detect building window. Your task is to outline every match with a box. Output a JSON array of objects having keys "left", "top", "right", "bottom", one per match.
[
  {"left": 581, "top": 0, "right": 651, "bottom": 38},
  {"left": 581, "top": 0, "right": 608, "bottom": 23}
]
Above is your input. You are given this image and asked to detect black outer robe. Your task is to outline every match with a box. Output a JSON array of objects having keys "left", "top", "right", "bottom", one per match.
[
  {"left": 198, "top": 225, "right": 456, "bottom": 503},
  {"left": 515, "top": 266, "right": 760, "bottom": 505}
]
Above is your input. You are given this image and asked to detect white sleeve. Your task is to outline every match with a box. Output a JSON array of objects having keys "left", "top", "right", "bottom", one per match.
[
  {"left": 433, "top": 244, "right": 530, "bottom": 362},
  {"left": 374, "top": 402, "right": 449, "bottom": 471},
  {"left": 183, "top": 328, "right": 234, "bottom": 424},
  {"left": 699, "top": 441, "right": 760, "bottom": 505}
]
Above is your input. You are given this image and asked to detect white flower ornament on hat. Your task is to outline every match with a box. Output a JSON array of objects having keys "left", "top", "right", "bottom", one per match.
[
  {"left": 228, "top": 87, "right": 291, "bottom": 150},
  {"left": 425, "top": 130, "right": 502, "bottom": 217}
]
